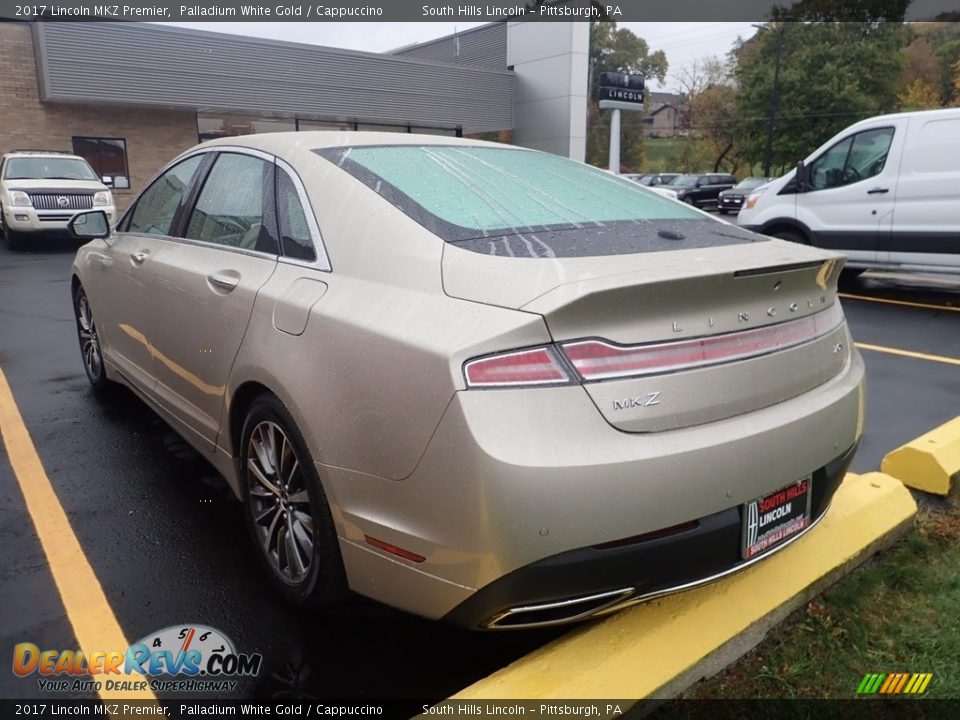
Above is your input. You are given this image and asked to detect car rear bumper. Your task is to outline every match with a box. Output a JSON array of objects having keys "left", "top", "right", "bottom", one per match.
[
  {"left": 442, "top": 440, "right": 856, "bottom": 628},
  {"left": 324, "top": 347, "right": 865, "bottom": 626}
]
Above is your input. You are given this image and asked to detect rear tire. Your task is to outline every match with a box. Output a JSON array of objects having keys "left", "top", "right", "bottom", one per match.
[{"left": 240, "top": 394, "right": 348, "bottom": 608}]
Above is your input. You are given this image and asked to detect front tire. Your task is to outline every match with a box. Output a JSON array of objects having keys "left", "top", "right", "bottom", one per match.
[
  {"left": 771, "top": 229, "right": 807, "bottom": 245},
  {"left": 5, "top": 228, "right": 25, "bottom": 251},
  {"left": 73, "top": 285, "right": 111, "bottom": 390},
  {"left": 240, "top": 395, "right": 347, "bottom": 608}
]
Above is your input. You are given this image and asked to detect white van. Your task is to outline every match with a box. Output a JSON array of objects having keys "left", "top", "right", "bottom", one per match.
[{"left": 737, "top": 108, "right": 960, "bottom": 274}]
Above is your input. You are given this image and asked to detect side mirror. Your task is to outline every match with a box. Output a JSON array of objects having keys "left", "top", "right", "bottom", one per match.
[
  {"left": 795, "top": 161, "right": 811, "bottom": 192},
  {"left": 101, "top": 176, "right": 115, "bottom": 188},
  {"left": 68, "top": 210, "right": 111, "bottom": 240}
]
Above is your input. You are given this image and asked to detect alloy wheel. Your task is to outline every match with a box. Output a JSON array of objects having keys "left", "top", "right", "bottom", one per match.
[
  {"left": 76, "top": 291, "right": 103, "bottom": 381},
  {"left": 246, "top": 420, "right": 315, "bottom": 584}
]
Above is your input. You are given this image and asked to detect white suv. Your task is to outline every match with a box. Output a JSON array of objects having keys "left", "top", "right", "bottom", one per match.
[{"left": 1, "top": 151, "right": 116, "bottom": 250}]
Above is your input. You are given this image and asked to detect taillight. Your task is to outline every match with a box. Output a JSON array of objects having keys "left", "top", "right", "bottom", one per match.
[
  {"left": 561, "top": 303, "right": 844, "bottom": 382},
  {"left": 464, "top": 346, "right": 573, "bottom": 388}
]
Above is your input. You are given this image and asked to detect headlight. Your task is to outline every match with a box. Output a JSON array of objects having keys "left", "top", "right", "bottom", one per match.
[
  {"left": 675, "top": 190, "right": 687, "bottom": 198},
  {"left": 93, "top": 191, "right": 112, "bottom": 207},
  {"left": 744, "top": 189, "right": 767, "bottom": 210},
  {"left": 10, "top": 191, "right": 32, "bottom": 207}
]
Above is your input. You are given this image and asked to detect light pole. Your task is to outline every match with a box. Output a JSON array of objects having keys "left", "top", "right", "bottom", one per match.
[{"left": 753, "top": 23, "right": 787, "bottom": 177}]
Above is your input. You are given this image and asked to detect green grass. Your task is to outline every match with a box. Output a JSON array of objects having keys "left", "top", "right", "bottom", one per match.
[
  {"left": 686, "top": 503, "right": 960, "bottom": 699},
  {"left": 643, "top": 138, "right": 686, "bottom": 172}
]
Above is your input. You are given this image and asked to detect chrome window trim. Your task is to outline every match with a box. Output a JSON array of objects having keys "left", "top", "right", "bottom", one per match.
[
  {"left": 158, "top": 233, "right": 280, "bottom": 261},
  {"left": 117, "top": 145, "right": 330, "bottom": 271},
  {"left": 275, "top": 157, "right": 332, "bottom": 273}
]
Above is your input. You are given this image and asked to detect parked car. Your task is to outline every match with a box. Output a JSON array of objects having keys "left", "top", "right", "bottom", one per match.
[
  {"left": 717, "top": 177, "right": 774, "bottom": 215},
  {"left": 664, "top": 173, "right": 738, "bottom": 208},
  {"left": 0, "top": 150, "right": 115, "bottom": 250},
  {"left": 633, "top": 172, "right": 681, "bottom": 187},
  {"left": 738, "top": 108, "right": 960, "bottom": 274},
  {"left": 69, "top": 134, "right": 863, "bottom": 629}
]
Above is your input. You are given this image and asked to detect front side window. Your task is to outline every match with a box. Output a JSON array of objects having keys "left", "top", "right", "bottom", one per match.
[
  {"left": 72, "top": 138, "right": 130, "bottom": 189},
  {"left": 185, "top": 153, "right": 279, "bottom": 254},
  {"left": 128, "top": 155, "right": 204, "bottom": 236},
  {"left": 3, "top": 156, "right": 98, "bottom": 181},
  {"left": 810, "top": 127, "right": 894, "bottom": 190}
]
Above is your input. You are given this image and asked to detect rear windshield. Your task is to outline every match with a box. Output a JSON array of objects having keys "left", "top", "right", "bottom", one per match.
[
  {"left": 316, "top": 145, "right": 702, "bottom": 238},
  {"left": 4, "top": 157, "right": 98, "bottom": 181},
  {"left": 316, "top": 145, "right": 757, "bottom": 257}
]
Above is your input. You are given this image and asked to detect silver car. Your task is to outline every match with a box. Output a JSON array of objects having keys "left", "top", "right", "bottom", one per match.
[{"left": 69, "top": 133, "right": 864, "bottom": 629}]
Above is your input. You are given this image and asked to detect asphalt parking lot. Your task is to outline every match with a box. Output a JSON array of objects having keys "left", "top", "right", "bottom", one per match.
[{"left": 1, "top": 238, "right": 958, "bottom": 703}]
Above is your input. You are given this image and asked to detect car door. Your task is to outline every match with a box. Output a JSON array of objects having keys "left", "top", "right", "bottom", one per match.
[
  {"left": 885, "top": 114, "right": 960, "bottom": 269},
  {"left": 141, "top": 150, "right": 281, "bottom": 451},
  {"left": 796, "top": 124, "right": 902, "bottom": 265},
  {"left": 86, "top": 154, "right": 207, "bottom": 393}
]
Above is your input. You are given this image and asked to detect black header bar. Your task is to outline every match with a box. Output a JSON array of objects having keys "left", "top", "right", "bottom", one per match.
[{"left": 1, "top": 0, "right": 958, "bottom": 23}]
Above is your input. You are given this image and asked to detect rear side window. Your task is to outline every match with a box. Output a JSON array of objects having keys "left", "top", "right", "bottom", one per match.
[
  {"left": 276, "top": 170, "right": 316, "bottom": 262},
  {"left": 128, "top": 155, "right": 204, "bottom": 236},
  {"left": 185, "top": 153, "right": 279, "bottom": 254},
  {"left": 313, "top": 145, "right": 745, "bottom": 258}
]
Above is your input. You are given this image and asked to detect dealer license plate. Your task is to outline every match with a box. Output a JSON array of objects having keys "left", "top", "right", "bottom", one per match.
[{"left": 741, "top": 475, "right": 812, "bottom": 560}]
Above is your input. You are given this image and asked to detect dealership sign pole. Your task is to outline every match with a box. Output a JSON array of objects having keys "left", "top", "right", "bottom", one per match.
[{"left": 598, "top": 72, "right": 645, "bottom": 174}]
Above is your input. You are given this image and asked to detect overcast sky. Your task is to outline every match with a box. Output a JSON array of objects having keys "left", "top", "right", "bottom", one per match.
[{"left": 164, "top": 22, "right": 760, "bottom": 92}]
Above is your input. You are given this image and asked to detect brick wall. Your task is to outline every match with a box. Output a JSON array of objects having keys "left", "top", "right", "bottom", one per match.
[{"left": 0, "top": 23, "right": 198, "bottom": 212}]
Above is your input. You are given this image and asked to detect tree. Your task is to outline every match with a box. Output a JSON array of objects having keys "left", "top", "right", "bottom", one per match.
[
  {"left": 690, "top": 84, "right": 740, "bottom": 172},
  {"left": 732, "top": 21, "right": 907, "bottom": 174},
  {"left": 587, "top": 21, "right": 668, "bottom": 168},
  {"left": 898, "top": 78, "right": 942, "bottom": 110}
]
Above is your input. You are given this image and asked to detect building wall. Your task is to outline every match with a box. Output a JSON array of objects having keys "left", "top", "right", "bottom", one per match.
[
  {"left": 391, "top": 23, "right": 508, "bottom": 69},
  {"left": 506, "top": 22, "right": 589, "bottom": 161},
  {"left": 0, "top": 23, "right": 197, "bottom": 212},
  {"left": 645, "top": 106, "right": 679, "bottom": 138},
  {"left": 35, "top": 23, "right": 513, "bottom": 134}
]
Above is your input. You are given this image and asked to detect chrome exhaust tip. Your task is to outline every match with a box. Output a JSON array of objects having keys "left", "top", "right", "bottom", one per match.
[{"left": 485, "top": 588, "right": 635, "bottom": 629}]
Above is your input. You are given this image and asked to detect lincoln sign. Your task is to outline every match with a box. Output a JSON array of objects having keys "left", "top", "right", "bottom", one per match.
[{"left": 597, "top": 71, "right": 645, "bottom": 107}]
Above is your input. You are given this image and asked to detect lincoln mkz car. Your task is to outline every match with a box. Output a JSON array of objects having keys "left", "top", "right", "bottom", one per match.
[{"left": 69, "top": 134, "right": 864, "bottom": 629}]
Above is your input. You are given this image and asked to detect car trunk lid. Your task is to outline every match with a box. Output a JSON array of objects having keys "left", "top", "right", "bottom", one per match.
[{"left": 443, "top": 236, "right": 849, "bottom": 432}]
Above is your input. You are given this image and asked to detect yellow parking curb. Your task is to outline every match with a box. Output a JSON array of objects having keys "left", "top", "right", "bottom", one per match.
[
  {"left": 451, "top": 473, "right": 915, "bottom": 704},
  {"left": 881, "top": 417, "right": 960, "bottom": 496}
]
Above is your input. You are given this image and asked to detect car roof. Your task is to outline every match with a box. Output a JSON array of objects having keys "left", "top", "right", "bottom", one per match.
[
  {"left": 197, "top": 131, "right": 508, "bottom": 154},
  {"left": 3, "top": 150, "right": 85, "bottom": 159}
]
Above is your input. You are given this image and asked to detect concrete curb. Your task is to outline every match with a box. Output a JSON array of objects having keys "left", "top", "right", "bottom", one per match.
[
  {"left": 881, "top": 416, "right": 960, "bottom": 496},
  {"left": 450, "top": 472, "right": 916, "bottom": 707}
]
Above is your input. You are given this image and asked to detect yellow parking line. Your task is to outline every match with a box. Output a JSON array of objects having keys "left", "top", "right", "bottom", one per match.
[
  {"left": 0, "top": 367, "right": 157, "bottom": 704},
  {"left": 855, "top": 342, "right": 960, "bottom": 367},
  {"left": 840, "top": 293, "right": 960, "bottom": 313}
]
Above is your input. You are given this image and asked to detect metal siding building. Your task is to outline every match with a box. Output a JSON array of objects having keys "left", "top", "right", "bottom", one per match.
[
  {"left": 34, "top": 23, "right": 514, "bottom": 133},
  {"left": 391, "top": 23, "right": 508, "bottom": 70}
]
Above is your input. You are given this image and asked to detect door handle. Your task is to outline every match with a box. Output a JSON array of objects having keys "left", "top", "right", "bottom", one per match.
[
  {"left": 129, "top": 252, "right": 148, "bottom": 265},
  {"left": 867, "top": 187, "right": 889, "bottom": 194},
  {"left": 207, "top": 272, "right": 240, "bottom": 292}
]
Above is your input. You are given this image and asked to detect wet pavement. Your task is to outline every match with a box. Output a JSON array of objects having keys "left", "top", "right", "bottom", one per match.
[{"left": 1, "top": 240, "right": 958, "bottom": 702}]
